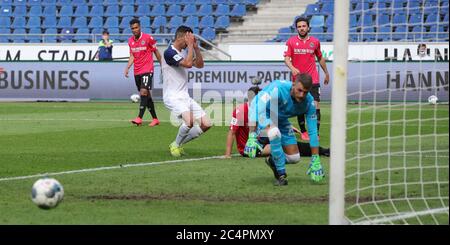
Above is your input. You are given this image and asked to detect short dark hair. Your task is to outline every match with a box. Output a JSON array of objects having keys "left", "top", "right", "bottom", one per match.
[
  {"left": 295, "top": 73, "right": 313, "bottom": 90},
  {"left": 295, "top": 16, "right": 310, "bottom": 27},
  {"left": 129, "top": 18, "right": 140, "bottom": 26},
  {"left": 102, "top": 30, "right": 109, "bottom": 35},
  {"left": 247, "top": 86, "right": 261, "bottom": 101},
  {"left": 175, "top": 25, "right": 193, "bottom": 39}
]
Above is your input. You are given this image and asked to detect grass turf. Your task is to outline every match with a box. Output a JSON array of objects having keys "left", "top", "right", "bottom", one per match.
[{"left": 0, "top": 102, "right": 447, "bottom": 224}]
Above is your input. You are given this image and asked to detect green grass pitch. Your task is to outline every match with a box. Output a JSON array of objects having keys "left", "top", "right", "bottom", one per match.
[{"left": 0, "top": 101, "right": 447, "bottom": 224}]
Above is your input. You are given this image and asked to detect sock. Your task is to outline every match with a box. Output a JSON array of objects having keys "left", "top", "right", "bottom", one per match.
[
  {"left": 138, "top": 95, "right": 148, "bottom": 118},
  {"left": 297, "top": 114, "right": 307, "bottom": 133},
  {"left": 297, "top": 142, "right": 312, "bottom": 157},
  {"left": 147, "top": 96, "right": 157, "bottom": 119},
  {"left": 269, "top": 136, "right": 286, "bottom": 175},
  {"left": 179, "top": 125, "right": 203, "bottom": 145},
  {"left": 175, "top": 123, "right": 191, "bottom": 146},
  {"left": 316, "top": 109, "right": 321, "bottom": 136}
]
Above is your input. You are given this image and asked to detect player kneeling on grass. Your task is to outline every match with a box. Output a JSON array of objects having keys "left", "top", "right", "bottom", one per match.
[
  {"left": 161, "top": 26, "right": 211, "bottom": 157},
  {"left": 245, "top": 74, "right": 325, "bottom": 186},
  {"left": 225, "top": 86, "right": 330, "bottom": 159}
]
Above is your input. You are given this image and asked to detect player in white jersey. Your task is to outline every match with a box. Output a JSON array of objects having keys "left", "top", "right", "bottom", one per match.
[{"left": 161, "top": 25, "right": 211, "bottom": 157}]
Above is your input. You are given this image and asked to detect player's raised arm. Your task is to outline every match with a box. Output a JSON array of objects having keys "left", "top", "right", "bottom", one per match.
[
  {"left": 124, "top": 52, "right": 134, "bottom": 78},
  {"left": 178, "top": 32, "right": 195, "bottom": 68},
  {"left": 193, "top": 35, "right": 204, "bottom": 68}
]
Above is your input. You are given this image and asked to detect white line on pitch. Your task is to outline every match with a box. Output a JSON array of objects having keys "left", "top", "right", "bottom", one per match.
[{"left": 0, "top": 155, "right": 236, "bottom": 182}]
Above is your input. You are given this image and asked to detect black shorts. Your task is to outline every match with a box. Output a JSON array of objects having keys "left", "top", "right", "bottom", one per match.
[
  {"left": 242, "top": 137, "right": 270, "bottom": 157},
  {"left": 134, "top": 73, "right": 154, "bottom": 91},
  {"left": 310, "top": 84, "right": 321, "bottom": 102}
]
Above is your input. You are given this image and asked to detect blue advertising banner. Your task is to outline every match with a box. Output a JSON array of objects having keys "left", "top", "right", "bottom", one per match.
[{"left": 0, "top": 62, "right": 448, "bottom": 102}]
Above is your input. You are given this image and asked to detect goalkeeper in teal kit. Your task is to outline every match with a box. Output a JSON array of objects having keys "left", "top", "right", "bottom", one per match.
[{"left": 245, "top": 73, "right": 325, "bottom": 186}]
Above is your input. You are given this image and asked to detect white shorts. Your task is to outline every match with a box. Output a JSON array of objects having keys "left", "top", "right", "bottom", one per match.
[{"left": 164, "top": 96, "right": 206, "bottom": 120}]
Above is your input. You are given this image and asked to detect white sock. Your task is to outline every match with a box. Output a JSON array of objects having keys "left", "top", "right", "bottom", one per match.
[
  {"left": 175, "top": 124, "right": 191, "bottom": 146},
  {"left": 179, "top": 125, "right": 203, "bottom": 145}
]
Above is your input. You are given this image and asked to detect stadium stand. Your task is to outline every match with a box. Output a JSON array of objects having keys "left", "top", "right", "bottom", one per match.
[
  {"left": 0, "top": 0, "right": 261, "bottom": 43},
  {"left": 273, "top": 0, "right": 449, "bottom": 42}
]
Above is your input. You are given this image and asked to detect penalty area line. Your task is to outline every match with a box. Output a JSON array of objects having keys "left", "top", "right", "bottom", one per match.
[{"left": 0, "top": 155, "right": 237, "bottom": 182}]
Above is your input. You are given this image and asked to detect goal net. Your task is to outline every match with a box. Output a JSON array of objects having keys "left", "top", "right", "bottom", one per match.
[{"left": 330, "top": 0, "right": 449, "bottom": 225}]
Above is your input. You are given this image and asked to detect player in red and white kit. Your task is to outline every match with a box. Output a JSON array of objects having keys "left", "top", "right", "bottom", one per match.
[
  {"left": 284, "top": 16, "right": 330, "bottom": 141},
  {"left": 224, "top": 86, "right": 330, "bottom": 158},
  {"left": 124, "top": 18, "right": 161, "bottom": 127}
]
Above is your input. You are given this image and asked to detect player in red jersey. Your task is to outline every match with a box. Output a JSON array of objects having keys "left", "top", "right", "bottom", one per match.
[
  {"left": 284, "top": 16, "right": 330, "bottom": 141},
  {"left": 224, "top": 86, "right": 330, "bottom": 158},
  {"left": 124, "top": 18, "right": 161, "bottom": 127}
]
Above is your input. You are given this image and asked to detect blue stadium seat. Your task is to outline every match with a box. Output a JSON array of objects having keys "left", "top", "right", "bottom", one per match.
[
  {"left": 107, "top": 27, "right": 120, "bottom": 41},
  {"left": 74, "top": 27, "right": 90, "bottom": 43},
  {"left": 196, "top": 0, "right": 211, "bottom": 5},
  {"left": 136, "top": 0, "right": 151, "bottom": 4},
  {"left": 325, "top": 15, "right": 333, "bottom": 27},
  {"left": 377, "top": 14, "right": 390, "bottom": 26},
  {"left": 43, "top": 28, "right": 56, "bottom": 43},
  {"left": 215, "top": 15, "right": 230, "bottom": 29},
  {"left": 28, "top": 6, "right": 42, "bottom": 17},
  {"left": 139, "top": 16, "right": 151, "bottom": 28},
  {"left": 90, "top": 5, "right": 104, "bottom": 16},
  {"left": 408, "top": 0, "right": 422, "bottom": 9},
  {"left": 120, "top": 28, "right": 131, "bottom": 42},
  {"left": 150, "top": 4, "right": 165, "bottom": 17},
  {"left": 310, "top": 15, "right": 325, "bottom": 28},
  {"left": 28, "top": 0, "right": 42, "bottom": 6},
  {"left": 215, "top": 4, "right": 230, "bottom": 16},
  {"left": 409, "top": 14, "right": 424, "bottom": 26},
  {"left": 59, "top": 6, "right": 73, "bottom": 17},
  {"left": 320, "top": 3, "right": 334, "bottom": 15},
  {"left": 88, "top": 0, "right": 103, "bottom": 5},
  {"left": 57, "top": 0, "right": 71, "bottom": 6},
  {"left": 13, "top": 0, "right": 26, "bottom": 5},
  {"left": 214, "top": 0, "right": 227, "bottom": 5},
  {"left": 409, "top": 25, "right": 422, "bottom": 41},
  {"left": 105, "top": 5, "right": 120, "bottom": 17},
  {"left": 71, "top": 0, "right": 86, "bottom": 5},
  {"left": 424, "top": 6, "right": 439, "bottom": 15},
  {"left": 104, "top": 17, "right": 119, "bottom": 28},
  {"left": 443, "top": 13, "right": 449, "bottom": 22},
  {"left": 361, "top": 27, "right": 376, "bottom": 42},
  {"left": 28, "top": 28, "right": 42, "bottom": 43},
  {"left": 181, "top": 0, "right": 196, "bottom": 4},
  {"left": 305, "top": 4, "right": 320, "bottom": 16},
  {"left": 392, "top": 13, "right": 407, "bottom": 25},
  {"left": 392, "top": 0, "right": 407, "bottom": 9},
  {"left": 199, "top": 15, "right": 214, "bottom": 28},
  {"left": 119, "top": 16, "right": 133, "bottom": 29},
  {"left": 88, "top": 16, "right": 102, "bottom": 28},
  {"left": 74, "top": 5, "right": 89, "bottom": 17},
  {"left": 425, "top": 13, "right": 439, "bottom": 24},
  {"left": 13, "top": 5, "right": 26, "bottom": 16},
  {"left": 185, "top": 16, "right": 199, "bottom": 28},
  {"left": 230, "top": 4, "right": 246, "bottom": 17},
  {"left": 359, "top": 14, "right": 374, "bottom": 26},
  {"left": 167, "top": 5, "right": 182, "bottom": 17},
  {"left": 42, "top": 16, "right": 56, "bottom": 28},
  {"left": 136, "top": 5, "right": 150, "bottom": 16},
  {"left": 310, "top": 26, "right": 324, "bottom": 36},
  {"left": 11, "top": 28, "right": 26, "bottom": 43},
  {"left": 73, "top": 16, "right": 87, "bottom": 28},
  {"left": 392, "top": 25, "right": 407, "bottom": 41},
  {"left": 41, "top": 0, "right": 56, "bottom": 6},
  {"left": 0, "top": 0, "right": 12, "bottom": 5},
  {"left": 43, "top": 5, "right": 57, "bottom": 17},
  {"left": 0, "top": 6, "right": 12, "bottom": 17},
  {"left": 121, "top": 0, "right": 135, "bottom": 5},
  {"left": 60, "top": 28, "right": 75, "bottom": 43},
  {"left": 168, "top": 16, "right": 183, "bottom": 28},
  {"left": 0, "top": 28, "right": 10, "bottom": 43},
  {"left": 105, "top": 0, "right": 118, "bottom": 5},
  {"left": 27, "top": 16, "right": 41, "bottom": 28},
  {"left": 57, "top": 16, "right": 72, "bottom": 28},
  {"left": 245, "top": 0, "right": 260, "bottom": 5},
  {"left": 349, "top": 14, "right": 358, "bottom": 27},
  {"left": 377, "top": 25, "right": 392, "bottom": 41},
  {"left": 201, "top": 27, "right": 215, "bottom": 41},
  {"left": 182, "top": 5, "right": 197, "bottom": 17},
  {"left": 152, "top": 16, "right": 167, "bottom": 29},
  {"left": 11, "top": 16, "right": 26, "bottom": 28},
  {"left": 120, "top": 5, "right": 135, "bottom": 17},
  {"left": 0, "top": 17, "right": 11, "bottom": 27},
  {"left": 198, "top": 4, "right": 213, "bottom": 16},
  {"left": 165, "top": 0, "right": 178, "bottom": 4},
  {"left": 230, "top": 0, "right": 244, "bottom": 4}
]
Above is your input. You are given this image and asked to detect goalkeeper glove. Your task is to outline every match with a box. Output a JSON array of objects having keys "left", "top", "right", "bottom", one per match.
[
  {"left": 244, "top": 132, "right": 262, "bottom": 158},
  {"left": 306, "top": 154, "right": 325, "bottom": 183}
]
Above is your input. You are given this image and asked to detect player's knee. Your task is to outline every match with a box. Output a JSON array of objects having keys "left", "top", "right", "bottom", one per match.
[
  {"left": 285, "top": 153, "right": 300, "bottom": 164},
  {"left": 267, "top": 127, "right": 281, "bottom": 141}
]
